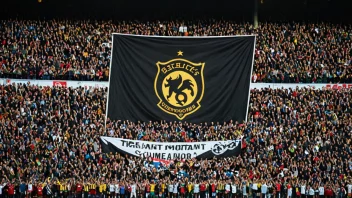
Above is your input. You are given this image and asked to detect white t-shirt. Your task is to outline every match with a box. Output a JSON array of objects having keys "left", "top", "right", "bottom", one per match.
[
  {"left": 131, "top": 184, "right": 136, "bottom": 193},
  {"left": 178, "top": 26, "right": 187, "bottom": 33},
  {"left": 28, "top": 184, "right": 33, "bottom": 192},
  {"left": 309, "top": 188, "right": 315, "bottom": 195},
  {"left": 225, "top": 184, "right": 231, "bottom": 192},
  {"left": 288, "top": 187, "right": 293, "bottom": 196},
  {"left": 194, "top": 184, "right": 200, "bottom": 193},
  {"left": 252, "top": 183, "right": 258, "bottom": 190},
  {"left": 173, "top": 184, "right": 178, "bottom": 194},
  {"left": 115, "top": 184, "right": 119, "bottom": 193},
  {"left": 347, "top": 184, "right": 352, "bottom": 194},
  {"left": 0, "top": 185, "right": 3, "bottom": 195},
  {"left": 261, "top": 184, "right": 268, "bottom": 194},
  {"left": 243, "top": 185, "right": 247, "bottom": 195},
  {"left": 319, "top": 187, "right": 324, "bottom": 195},
  {"left": 231, "top": 184, "right": 237, "bottom": 193},
  {"left": 110, "top": 184, "right": 114, "bottom": 192},
  {"left": 168, "top": 184, "right": 174, "bottom": 193},
  {"left": 301, "top": 185, "right": 306, "bottom": 194}
]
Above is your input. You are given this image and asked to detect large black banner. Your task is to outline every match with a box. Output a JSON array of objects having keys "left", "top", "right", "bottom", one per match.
[{"left": 108, "top": 34, "right": 255, "bottom": 122}]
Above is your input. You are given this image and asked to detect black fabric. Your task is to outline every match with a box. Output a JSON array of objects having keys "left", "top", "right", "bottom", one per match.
[
  {"left": 196, "top": 140, "right": 242, "bottom": 159},
  {"left": 108, "top": 34, "right": 255, "bottom": 123}
]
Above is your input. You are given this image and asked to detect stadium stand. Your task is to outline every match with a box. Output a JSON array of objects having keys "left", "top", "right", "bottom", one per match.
[
  {"left": 0, "top": 83, "right": 351, "bottom": 197},
  {"left": 0, "top": 20, "right": 352, "bottom": 83}
]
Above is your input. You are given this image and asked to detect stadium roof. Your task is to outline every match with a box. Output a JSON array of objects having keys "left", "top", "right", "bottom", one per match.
[{"left": 1, "top": 0, "right": 351, "bottom": 22}]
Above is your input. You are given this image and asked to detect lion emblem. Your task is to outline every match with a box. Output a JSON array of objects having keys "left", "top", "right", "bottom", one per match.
[{"left": 165, "top": 74, "right": 194, "bottom": 106}]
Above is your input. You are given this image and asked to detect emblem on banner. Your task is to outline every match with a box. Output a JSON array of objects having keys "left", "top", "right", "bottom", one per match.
[
  {"left": 211, "top": 141, "right": 238, "bottom": 155},
  {"left": 154, "top": 51, "right": 205, "bottom": 120}
]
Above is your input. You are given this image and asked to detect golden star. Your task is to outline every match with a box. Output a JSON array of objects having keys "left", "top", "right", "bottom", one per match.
[{"left": 177, "top": 50, "right": 183, "bottom": 56}]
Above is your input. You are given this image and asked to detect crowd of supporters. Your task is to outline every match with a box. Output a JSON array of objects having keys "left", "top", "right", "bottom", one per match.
[
  {"left": 0, "top": 84, "right": 351, "bottom": 197},
  {"left": 1, "top": 19, "right": 352, "bottom": 83}
]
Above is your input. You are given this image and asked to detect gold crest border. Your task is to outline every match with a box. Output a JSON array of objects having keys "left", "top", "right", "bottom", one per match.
[{"left": 154, "top": 58, "right": 205, "bottom": 120}]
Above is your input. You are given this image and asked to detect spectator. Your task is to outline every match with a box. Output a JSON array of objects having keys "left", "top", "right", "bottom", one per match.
[
  {"left": 1, "top": 20, "right": 352, "bottom": 83},
  {"left": 0, "top": 83, "right": 350, "bottom": 197}
]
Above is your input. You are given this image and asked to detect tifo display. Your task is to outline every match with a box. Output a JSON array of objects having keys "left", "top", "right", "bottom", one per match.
[
  {"left": 107, "top": 34, "right": 255, "bottom": 123},
  {"left": 0, "top": 19, "right": 351, "bottom": 198}
]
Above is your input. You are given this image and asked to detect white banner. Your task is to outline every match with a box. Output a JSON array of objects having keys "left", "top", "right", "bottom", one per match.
[
  {"left": 1, "top": 79, "right": 351, "bottom": 90},
  {"left": 100, "top": 136, "right": 241, "bottom": 160}
]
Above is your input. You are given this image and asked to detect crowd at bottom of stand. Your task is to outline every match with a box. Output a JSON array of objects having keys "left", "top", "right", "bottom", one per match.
[{"left": 0, "top": 178, "right": 351, "bottom": 198}]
